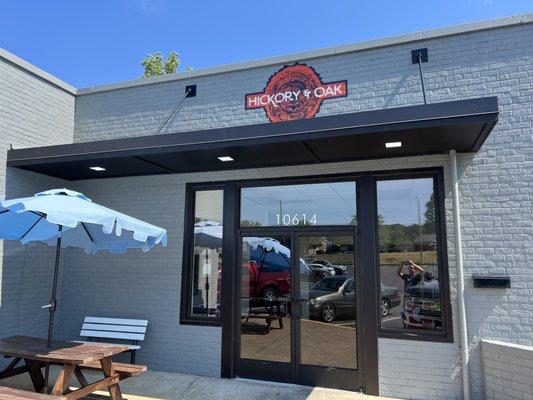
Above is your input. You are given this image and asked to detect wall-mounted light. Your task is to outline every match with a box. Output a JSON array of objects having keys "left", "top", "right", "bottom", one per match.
[
  {"left": 89, "top": 166, "right": 106, "bottom": 172},
  {"left": 385, "top": 142, "right": 402, "bottom": 149},
  {"left": 217, "top": 156, "right": 234, "bottom": 162}
]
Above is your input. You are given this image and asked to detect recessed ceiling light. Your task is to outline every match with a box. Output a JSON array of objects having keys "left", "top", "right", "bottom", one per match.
[
  {"left": 217, "top": 156, "right": 234, "bottom": 162},
  {"left": 89, "top": 166, "right": 106, "bottom": 172},
  {"left": 385, "top": 141, "right": 402, "bottom": 149}
]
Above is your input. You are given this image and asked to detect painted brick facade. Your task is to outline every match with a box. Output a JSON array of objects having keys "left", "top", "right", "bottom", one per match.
[
  {"left": 0, "top": 15, "right": 532, "bottom": 400},
  {"left": 55, "top": 155, "right": 451, "bottom": 380},
  {"left": 481, "top": 340, "right": 533, "bottom": 399},
  {"left": 0, "top": 53, "right": 74, "bottom": 353},
  {"left": 69, "top": 22, "right": 533, "bottom": 399}
]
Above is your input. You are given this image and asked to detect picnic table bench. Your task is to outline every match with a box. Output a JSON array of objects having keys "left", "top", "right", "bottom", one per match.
[
  {"left": 242, "top": 299, "right": 285, "bottom": 334},
  {"left": 0, "top": 336, "right": 146, "bottom": 400},
  {"left": 0, "top": 385, "right": 66, "bottom": 399},
  {"left": 79, "top": 361, "right": 146, "bottom": 380}
]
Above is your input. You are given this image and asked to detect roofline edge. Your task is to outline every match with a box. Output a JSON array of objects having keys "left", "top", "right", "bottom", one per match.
[
  {"left": 1, "top": 13, "right": 531, "bottom": 96},
  {"left": 0, "top": 48, "right": 77, "bottom": 94},
  {"left": 76, "top": 13, "right": 533, "bottom": 95}
]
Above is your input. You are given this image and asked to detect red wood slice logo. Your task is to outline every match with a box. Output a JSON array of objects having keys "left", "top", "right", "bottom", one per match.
[{"left": 246, "top": 64, "right": 347, "bottom": 123}]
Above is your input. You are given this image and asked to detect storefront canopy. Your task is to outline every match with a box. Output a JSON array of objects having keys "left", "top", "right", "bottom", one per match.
[{"left": 7, "top": 97, "right": 498, "bottom": 180}]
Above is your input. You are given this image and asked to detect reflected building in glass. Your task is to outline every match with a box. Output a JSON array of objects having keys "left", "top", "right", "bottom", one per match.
[{"left": 191, "top": 189, "right": 224, "bottom": 318}]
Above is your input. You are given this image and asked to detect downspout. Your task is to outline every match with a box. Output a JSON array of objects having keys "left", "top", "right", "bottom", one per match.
[{"left": 450, "top": 150, "right": 470, "bottom": 400}]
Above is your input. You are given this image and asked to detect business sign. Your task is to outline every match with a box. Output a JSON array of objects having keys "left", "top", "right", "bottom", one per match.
[{"left": 245, "top": 64, "right": 347, "bottom": 123}]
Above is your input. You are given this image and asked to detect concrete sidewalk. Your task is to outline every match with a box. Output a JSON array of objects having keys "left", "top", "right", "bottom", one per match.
[{"left": 3, "top": 367, "right": 400, "bottom": 399}]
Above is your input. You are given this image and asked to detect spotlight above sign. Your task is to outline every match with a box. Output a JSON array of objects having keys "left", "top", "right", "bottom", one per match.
[{"left": 245, "top": 63, "right": 347, "bottom": 123}]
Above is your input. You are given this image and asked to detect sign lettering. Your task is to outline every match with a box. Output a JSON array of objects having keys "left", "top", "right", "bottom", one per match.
[
  {"left": 276, "top": 213, "right": 318, "bottom": 226},
  {"left": 245, "top": 64, "right": 347, "bottom": 123}
]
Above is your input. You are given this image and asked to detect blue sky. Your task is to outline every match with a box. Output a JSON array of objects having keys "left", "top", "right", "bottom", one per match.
[{"left": 1, "top": 1, "right": 531, "bottom": 87}]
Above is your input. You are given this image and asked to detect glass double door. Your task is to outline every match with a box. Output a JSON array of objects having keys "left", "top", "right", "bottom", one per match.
[{"left": 237, "top": 231, "right": 361, "bottom": 391}]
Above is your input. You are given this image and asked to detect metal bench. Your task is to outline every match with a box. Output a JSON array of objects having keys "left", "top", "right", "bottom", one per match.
[
  {"left": 78, "top": 316, "right": 148, "bottom": 364},
  {"left": 0, "top": 386, "right": 65, "bottom": 399}
]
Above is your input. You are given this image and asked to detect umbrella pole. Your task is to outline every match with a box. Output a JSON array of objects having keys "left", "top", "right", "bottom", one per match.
[
  {"left": 46, "top": 225, "right": 63, "bottom": 348},
  {"left": 44, "top": 225, "right": 63, "bottom": 393}
]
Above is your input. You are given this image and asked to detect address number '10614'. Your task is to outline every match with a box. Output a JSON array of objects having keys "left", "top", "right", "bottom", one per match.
[{"left": 276, "top": 213, "right": 317, "bottom": 226}]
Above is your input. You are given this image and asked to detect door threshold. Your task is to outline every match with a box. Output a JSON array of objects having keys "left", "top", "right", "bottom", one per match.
[
  {"left": 235, "top": 377, "right": 313, "bottom": 390},
  {"left": 235, "top": 377, "right": 365, "bottom": 394}
]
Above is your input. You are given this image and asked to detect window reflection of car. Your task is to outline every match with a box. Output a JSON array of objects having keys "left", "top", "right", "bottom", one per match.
[
  {"left": 240, "top": 247, "right": 313, "bottom": 303},
  {"left": 307, "top": 263, "right": 335, "bottom": 277},
  {"left": 309, "top": 259, "right": 347, "bottom": 275},
  {"left": 401, "top": 279, "right": 442, "bottom": 330},
  {"left": 242, "top": 258, "right": 291, "bottom": 303},
  {"left": 308, "top": 277, "right": 402, "bottom": 322},
  {"left": 380, "top": 284, "right": 401, "bottom": 317},
  {"left": 308, "top": 276, "right": 356, "bottom": 322},
  {"left": 339, "top": 244, "right": 354, "bottom": 254}
]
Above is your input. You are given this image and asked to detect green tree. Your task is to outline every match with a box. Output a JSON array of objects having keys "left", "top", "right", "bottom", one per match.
[
  {"left": 164, "top": 52, "right": 179, "bottom": 74},
  {"left": 240, "top": 220, "right": 262, "bottom": 227},
  {"left": 140, "top": 51, "right": 190, "bottom": 78},
  {"left": 423, "top": 193, "right": 435, "bottom": 234}
]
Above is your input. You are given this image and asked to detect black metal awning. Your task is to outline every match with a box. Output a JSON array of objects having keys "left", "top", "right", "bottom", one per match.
[{"left": 7, "top": 97, "right": 498, "bottom": 180}]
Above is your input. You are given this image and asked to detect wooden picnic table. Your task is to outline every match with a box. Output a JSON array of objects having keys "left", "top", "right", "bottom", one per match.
[{"left": 0, "top": 335, "right": 130, "bottom": 400}]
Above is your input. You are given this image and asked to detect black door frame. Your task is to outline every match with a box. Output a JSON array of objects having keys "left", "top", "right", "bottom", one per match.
[
  {"left": 293, "top": 229, "right": 362, "bottom": 390},
  {"left": 235, "top": 229, "right": 294, "bottom": 384},
  {"left": 233, "top": 228, "right": 362, "bottom": 390},
  {"left": 187, "top": 167, "right": 452, "bottom": 396},
  {"left": 220, "top": 175, "right": 380, "bottom": 395}
]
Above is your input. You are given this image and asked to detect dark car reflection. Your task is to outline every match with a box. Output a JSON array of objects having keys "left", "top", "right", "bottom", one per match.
[
  {"left": 401, "top": 279, "right": 441, "bottom": 330},
  {"left": 308, "top": 276, "right": 401, "bottom": 322},
  {"left": 307, "top": 262, "right": 335, "bottom": 278},
  {"left": 381, "top": 285, "right": 401, "bottom": 317},
  {"left": 308, "top": 259, "right": 348, "bottom": 275}
]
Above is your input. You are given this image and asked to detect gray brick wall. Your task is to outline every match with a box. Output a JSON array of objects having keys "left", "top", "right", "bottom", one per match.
[
  {"left": 481, "top": 340, "right": 533, "bottom": 399},
  {"left": 0, "top": 169, "right": 69, "bottom": 347},
  {"left": 0, "top": 53, "right": 74, "bottom": 188},
  {"left": 70, "top": 22, "right": 533, "bottom": 399},
  {"left": 0, "top": 53, "right": 74, "bottom": 350},
  {"left": 57, "top": 154, "right": 452, "bottom": 379},
  {"left": 0, "top": 17, "right": 531, "bottom": 400}
]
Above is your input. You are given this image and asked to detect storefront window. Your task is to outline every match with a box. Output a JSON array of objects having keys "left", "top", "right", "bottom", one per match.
[
  {"left": 185, "top": 188, "right": 223, "bottom": 320},
  {"left": 240, "top": 182, "right": 356, "bottom": 227},
  {"left": 376, "top": 177, "right": 446, "bottom": 336}
]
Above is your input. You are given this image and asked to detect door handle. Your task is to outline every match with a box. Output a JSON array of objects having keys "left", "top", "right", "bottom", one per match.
[{"left": 292, "top": 299, "right": 301, "bottom": 318}]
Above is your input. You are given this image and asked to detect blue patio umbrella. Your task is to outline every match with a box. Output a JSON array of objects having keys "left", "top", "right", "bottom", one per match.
[{"left": 0, "top": 188, "right": 168, "bottom": 350}]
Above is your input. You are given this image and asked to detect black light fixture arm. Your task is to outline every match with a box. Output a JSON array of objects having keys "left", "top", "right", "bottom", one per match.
[
  {"left": 417, "top": 52, "right": 427, "bottom": 105},
  {"left": 411, "top": 48, "right": 428, "bottom": 105},
  {"left": 154, "top": 84, "right": 197, "bottom": 135}
]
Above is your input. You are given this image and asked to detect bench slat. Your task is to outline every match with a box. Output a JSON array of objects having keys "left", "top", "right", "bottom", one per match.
[
  {"left": 84, "top": 317, "right": 148, "bottom": 327},
  {"left": 72, "top": 340, "right": 140, "bottom": 350},
  {"left": 0, "top": 386, "right": 65, "bottom": 400},
  {"left": 79, "top": 361, "right": 147, "bottom": 377},
  {"left": 81, "top": 323, "right": 147, "bottom": 334},
  {"left": 80, "top": 330, "right": 145, "bottom": 341}
]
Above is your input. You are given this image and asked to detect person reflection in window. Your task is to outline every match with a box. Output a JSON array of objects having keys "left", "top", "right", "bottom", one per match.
[{"left": 397, "top": 260, "right": 423, "bottom": 289}]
